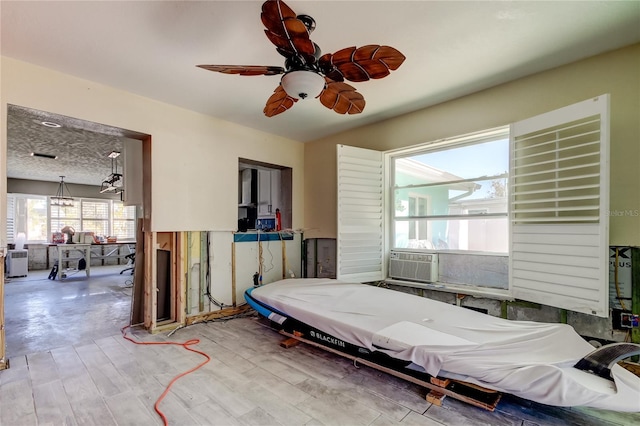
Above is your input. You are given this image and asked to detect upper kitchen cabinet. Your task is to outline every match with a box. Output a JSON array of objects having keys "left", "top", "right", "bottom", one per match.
[
  {"left": 257, "top": 169, "right": 281, "bottom": 218},
  {"left": 238, "top": 159, "right": 292, "bottom": 231}
]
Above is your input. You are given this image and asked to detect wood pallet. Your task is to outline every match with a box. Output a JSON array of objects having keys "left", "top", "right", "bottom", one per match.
[
  {"left": 620, "top": 360, "right": 640, "bottom": 377},
  {"left": 278, "top": 330, "right": 502, "bottom": 411},
  {"left": 185, "top": 304, "right": 252, "bottom": 325}
]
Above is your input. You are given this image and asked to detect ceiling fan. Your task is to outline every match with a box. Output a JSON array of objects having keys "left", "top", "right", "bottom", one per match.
[{"left": 197, "top": 0, "right": 406, "bottom": 117}]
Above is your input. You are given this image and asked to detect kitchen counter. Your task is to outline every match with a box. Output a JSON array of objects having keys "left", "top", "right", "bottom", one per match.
[{"left": 233, "top": 231, "right": 294, "bottom": 243}]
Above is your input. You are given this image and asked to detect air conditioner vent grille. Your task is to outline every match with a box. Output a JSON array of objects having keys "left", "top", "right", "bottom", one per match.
[
  {"left": 6, "top": 249, "right": 28, "bottom": 278},
  {"left": 9, "top": 251, "right": 27, "bottom": 258},
  {"left": 389, "top": 250, "right": 438, "bottom": 283}
]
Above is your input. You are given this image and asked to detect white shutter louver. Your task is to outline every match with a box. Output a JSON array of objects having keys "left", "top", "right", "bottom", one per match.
[
  {"left": 337, "top": 145, "right": 384, "bottom": 282},
  {"left": 510, "top": 95, "right": 609, "bottom": 316},
  {"left": 6, "top": 195, "right": 15, "bottom": 245},
  {"left": 82, "top": 201, "right": 109, "bottom": 219}
]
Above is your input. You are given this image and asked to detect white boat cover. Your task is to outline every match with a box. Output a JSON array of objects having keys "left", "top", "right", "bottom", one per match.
[{"left": 251, "top": 278, "right": 640, "bottom": 412}]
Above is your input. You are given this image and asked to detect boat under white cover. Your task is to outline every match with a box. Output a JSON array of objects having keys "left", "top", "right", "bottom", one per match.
[{"left": 249, "top": 278, "right": 640, "bottom": 412}]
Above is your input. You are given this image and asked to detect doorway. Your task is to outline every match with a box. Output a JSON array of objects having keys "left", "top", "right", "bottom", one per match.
[{"left": 3, "top": 105, "right": 150, "bottom": 360}]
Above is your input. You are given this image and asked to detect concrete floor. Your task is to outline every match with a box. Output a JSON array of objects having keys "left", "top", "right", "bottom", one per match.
[{"left": 3, "top": 265, "right": 133, "bottom": 359}]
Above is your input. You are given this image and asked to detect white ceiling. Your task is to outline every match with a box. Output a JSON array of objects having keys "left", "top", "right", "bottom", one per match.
[{"left": 2, "top": 1, "right": 640, "bottom": 184}]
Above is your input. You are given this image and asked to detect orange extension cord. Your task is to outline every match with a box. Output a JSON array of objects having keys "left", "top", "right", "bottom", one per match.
[{"left": 121, "top": 325, "right": 211, "bottom": 425}]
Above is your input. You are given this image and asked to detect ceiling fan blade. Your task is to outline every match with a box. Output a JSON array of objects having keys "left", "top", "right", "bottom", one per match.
[
  {"left": 264, "top": 85, "right": 298, "bottom": 117},
  {"left": 319, "top": 45, "right": 406, "bottom": 83},
  {"left": 318, "top": 63, "right": 344, "bottom": 83},
  {"left": 318, "top": 79, "right": 365, "bottom": 115},
  {"left": 197, "top": 65, "right": 285, "bottom": 76},
  {"left": 261, "top": 0, "right": 316, "bottom": 60}
]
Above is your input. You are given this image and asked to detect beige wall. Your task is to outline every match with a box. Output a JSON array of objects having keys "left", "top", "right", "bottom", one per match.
[
  {"left": 304, "top": 44, "right": 640, "bottom": 245},
  {"left": 0, "top": 57, "right": 305, "bottom": 240},
  {"left": 2, "top": 45, "right": 638, "bottom": 242}
]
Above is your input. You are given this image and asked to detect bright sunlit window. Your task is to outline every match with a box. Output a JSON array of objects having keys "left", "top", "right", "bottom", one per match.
[
  {"left": 112, "top": 201, "right": 136, "bottom": 240},
  {"left": 82, "top": 201, "right": 110, "bottom": 236},
  {"left": 392, "top": 128, "right": 509, "bottom": 253},
  {"left": 11, "top": 195, "right": 48, "bottom": 243},
  {"left": 7, "top": 194, "right": 136, "bottom": 243},
  {"left": 51, "top": 201, "right": 81, "bottom": 238}
]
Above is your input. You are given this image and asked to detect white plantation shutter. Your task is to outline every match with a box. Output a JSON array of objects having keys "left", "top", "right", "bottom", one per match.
[
  {"left": 6, "top": 194, "right": 15, "bottom": 244},
  {"left": 337, "top": 145, "right": 384, "bottom": 282},
  {"left": 113, "top": 202, "right": 136, "bottom": 240},
  {"left": 82, "top": 200, "right": 109, "bottom": 218},
  {"left": 510, "top": 95, "right": 609, "bottom": 316}
]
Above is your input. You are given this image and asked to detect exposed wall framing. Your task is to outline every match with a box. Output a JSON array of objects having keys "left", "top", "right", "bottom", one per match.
[
  {"left": 142, "top": 232, "right": 186, "bottom": 332},
  {"left": 0, "top": 248, "right": 6, "bottom": 370},
  {"left": 632, "top": 247, "right": 640, "bottom": 344}
]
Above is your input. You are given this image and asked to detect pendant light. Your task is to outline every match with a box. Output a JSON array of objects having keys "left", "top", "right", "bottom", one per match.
[{"left": 51, "top": 176, "right": 74, "bottom": 206}]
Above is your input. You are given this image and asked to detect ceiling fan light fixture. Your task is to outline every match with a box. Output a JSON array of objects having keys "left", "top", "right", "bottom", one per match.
[
  {"left": 281, "top": 70, "right": 325, "bottom": 100},
  {"left": 198, "top": 0, "right": 405, "bottom": 115}
]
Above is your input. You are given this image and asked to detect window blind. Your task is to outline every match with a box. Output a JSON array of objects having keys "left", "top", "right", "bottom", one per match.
[{"left": 6, "top": 194, "right": 15, "bottom": 244}]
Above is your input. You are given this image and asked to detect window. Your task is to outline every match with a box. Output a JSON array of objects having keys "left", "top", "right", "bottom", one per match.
[
  {"left": 82, "top": 200, "right": 109, "bottom": 236},
  {"left": 7, "top": 194, "right": 136, "bottom": 243},
  {"left": 392, "top": 129, "right": 509, "bottom": 253},
  {"left": 112, "top": 201, "right": 136, "bottom": 240},
  {"left": 11, "top": 194, "right": 48, "bottom": 243},
  {"left": 50, "top": 198, "right": 136, "bottom": 240},
  {"left": 51, "top": 201, "right": 81, "bottom": 236},
  {"left": 337, "top": 96, "right": 609, "bottom": 315},
  {"left": 408, "top": 195, "right": 429, "bottom": 242}
]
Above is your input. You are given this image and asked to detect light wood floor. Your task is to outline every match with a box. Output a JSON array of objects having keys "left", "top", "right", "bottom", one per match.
[{"left": 1, "top": 315, "right": 638, "bottom": 426}]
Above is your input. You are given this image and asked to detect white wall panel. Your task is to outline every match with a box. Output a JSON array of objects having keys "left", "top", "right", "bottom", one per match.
[{"left": 233, "top": 233, "right": 302, "bottom": 303}]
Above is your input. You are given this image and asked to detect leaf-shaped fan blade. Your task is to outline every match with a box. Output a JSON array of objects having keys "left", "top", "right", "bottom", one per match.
[
  {"left": 197, "top": 65, "right": 285, "bottom": 76},
  {"left": 264, "top": 85, "right": 298, "bottom": 117},
  {"left": 261, "top": 0, "right": 315, "bottom": 59},
  {"left": 317, "top": 55, "right": 344, "bottom": 82},
  {"left": 318, "top": 79, "right": 365, "bottom": 115},
  {"left": 319, "top": 45, "right": 406, "bottom": 83}
]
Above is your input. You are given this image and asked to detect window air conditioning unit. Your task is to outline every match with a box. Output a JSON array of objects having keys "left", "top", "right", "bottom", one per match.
[
  {"left": 6, "top": 249, "right": 28, "bottom": 278},
  {"left": 388, "top": 250, "right": 438, "bottom": 283}
]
